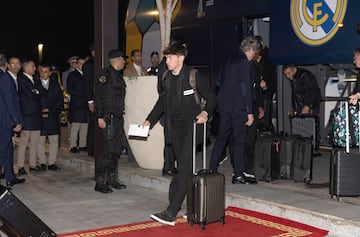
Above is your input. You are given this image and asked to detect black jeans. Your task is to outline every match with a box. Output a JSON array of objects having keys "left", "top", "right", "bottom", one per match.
[{"left": 167, "top": 123, "right": 193, "bottom": 217}]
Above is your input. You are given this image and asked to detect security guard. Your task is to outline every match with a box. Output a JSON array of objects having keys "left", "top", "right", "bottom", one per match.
[{"left": 94, "top": 49, "right": 127, "bottom": 193}]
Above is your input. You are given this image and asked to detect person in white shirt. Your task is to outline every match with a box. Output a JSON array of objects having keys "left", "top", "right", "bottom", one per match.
[{"left": 123, "top": 49, "right": 148, "bottom": 77}]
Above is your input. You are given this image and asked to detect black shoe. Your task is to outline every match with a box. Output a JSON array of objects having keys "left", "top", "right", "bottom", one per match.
[
  {"left": 40, "top": 164, "right": 47, "bottom": 172},
  {"left": 162, "top": 169, "right": 177, "bottom": 177},
  {"left": 243, "top": 171, "right": 257, "bottom": 184},
  {"left": 150, "top": 210, "right": 176, "bottom": 226},
  {"left": 94, "top": 183, "right": 113, "bottom": 193},
  {"left": 108, "top": 180, "right": 126, "bottom": 189},
  {"left": 29, "top": 166, "right": 42, "bottom": 172},
  {"left": 70, "top": 147, "right": 78, "bottom": 153},
  {"left": 7, "top": 178, "right": 25, "bottom": 187},
  {"left": 79, "top": 147, "right": 87, "bottom": 152},
  {"left": 48, "top": 164, "right": 61, "bottom": 171},
  {"left": 232, "top": 175, "right": 248, "bottom": 184},
  {"left": 18, "top": 167, "right": 27, "bottom": 176}
]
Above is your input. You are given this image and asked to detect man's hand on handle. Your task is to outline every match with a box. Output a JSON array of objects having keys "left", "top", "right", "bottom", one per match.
[
  {"left": 195, "top": 111, "right": 208, "bottom": 124},
  {"left": 98, "top": 118, "right": 106, "bottom": 129},
  {"left": 246, "top": 114, "right": 254, "bottom": 126}
]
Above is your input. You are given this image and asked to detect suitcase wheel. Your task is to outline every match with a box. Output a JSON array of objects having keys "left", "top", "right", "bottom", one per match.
[
  {"left": 331, "top": 195, "right": 343, "bottom": 202},
  {"left": 200, "top": 222, "right": 206, "bottom": 230}
]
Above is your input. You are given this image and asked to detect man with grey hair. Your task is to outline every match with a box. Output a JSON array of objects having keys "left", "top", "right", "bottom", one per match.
[{"left": 210, "top": 37, "right": 259, "bottom": 184}]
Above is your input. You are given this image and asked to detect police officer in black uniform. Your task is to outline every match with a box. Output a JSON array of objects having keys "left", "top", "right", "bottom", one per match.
[{"left": 94, "top": 49, "right": 127, "bottom": 193}]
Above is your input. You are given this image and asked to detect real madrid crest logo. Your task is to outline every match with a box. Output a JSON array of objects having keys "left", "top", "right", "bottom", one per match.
[{"left": 290, "top": 0, "right": 347, "bottom": 46}]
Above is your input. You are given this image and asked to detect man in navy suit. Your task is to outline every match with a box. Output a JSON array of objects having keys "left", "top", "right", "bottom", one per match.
[
  {"left": 0, "top": 53, "right": 25, "bottom": 187},
  {"left": 37, "top": 64, "right": 63, "bottom": 171},
  {"left": 209, "top": 37, "right": 259, "bottom": 184},
  {"left": 67, "top": 57, "right": 88, "bottom": 153},
  {"left": 17, "top": 59, "right": 47, "bottom": 175}
]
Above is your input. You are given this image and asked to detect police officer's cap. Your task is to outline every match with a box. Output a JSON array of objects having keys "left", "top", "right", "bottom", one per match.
[{"left": 108, "top": 49, "right": 125, "bottom": 60}]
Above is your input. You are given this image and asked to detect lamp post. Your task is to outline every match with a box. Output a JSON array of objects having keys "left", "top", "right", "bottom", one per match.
[{"left": 38, "top": 43, "right": 44, "bottom": 63}]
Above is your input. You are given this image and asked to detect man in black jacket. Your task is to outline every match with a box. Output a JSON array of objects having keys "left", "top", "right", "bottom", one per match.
[
  {"left": 94, "top": 49, "right": 127, "bottom": 193},
  {"left": 143, "top": 42, "right": 217, "bottom": 226},
  {"left": 283, "top": 63, "right": 322, "bottom": 116},
  {"left": 83, "top": 46, "right": 95, "bottom": 156}
]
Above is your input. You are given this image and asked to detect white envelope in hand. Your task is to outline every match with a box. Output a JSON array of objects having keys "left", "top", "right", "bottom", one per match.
[{"left": 128, "top": 124, "right": 150, "bottom": 138}]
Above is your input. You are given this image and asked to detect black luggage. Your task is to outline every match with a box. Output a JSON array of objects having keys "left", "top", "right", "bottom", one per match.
[
  {"left": 187, "top": 122, "right": 225, "bottom": 230},
  {"left": 0, "top": 185, "right": 56, "bottom": 237},
  {"left": 279, "top": 135, "right": 297, "bottom": 179},
  {"left": 291, "top": 115, "right": 320, "bottom": 155},
  {"left": 254, "top": 131, "right": 279, "bottom": 182},
  {"left": 292, "top": 137, "right": 313, "bottom": 184},
  {"left": 330, "top": 101, "right": 360, "bottom": 200}
]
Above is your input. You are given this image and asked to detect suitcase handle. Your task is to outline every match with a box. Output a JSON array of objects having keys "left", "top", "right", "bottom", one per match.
[{"left": 193, "top": 120, "right": 207, "bottom": 174}]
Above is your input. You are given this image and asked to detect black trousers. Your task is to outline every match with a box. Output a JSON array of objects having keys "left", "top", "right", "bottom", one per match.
[
  {"left": 166, "top": 123, "right": 193, "bottom": 217},
  {"left": 163, "top": 126, "right": 176, "bottom": 172},
  {"left": 209, "top": 110, "right": 247, "bottom": 177},
  {"left": 95, "top": 116, "right": 124, "bottom": 177}
]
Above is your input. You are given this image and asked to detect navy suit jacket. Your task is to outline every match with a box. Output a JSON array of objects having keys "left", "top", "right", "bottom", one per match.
[
  {"left": 67, "top": 69, "right": 88, "bottom": 122},
  {"left": 0, "top": 73, "right": 23, "bottom": 129},
  {"left": 217, "top": 53, "right": 253, "bottom": 115},
  {"left": 40, "top": 78, "right": 63, "bottom": 135},
  {"left": 17, "top": 72, "right": 46, "bottom": 130}
]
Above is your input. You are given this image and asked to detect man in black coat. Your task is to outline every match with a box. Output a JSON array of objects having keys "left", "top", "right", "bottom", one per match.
[
  {"left": 83, "top": 46, "right": 95, "bottom": 156},
  {"left": 67, "top": 57, "right": 88, "bottom": 153},
  {"left": 94, "top": 49, "right": 127, "bottom": 193},
  {"left": 143, "top": 42, "right": 217, "bottom": 226},
  {"left": 37, "top": 65, "right": 63, "bottom": 171},
  {"left": 209, "top": 37, "right": 258, "bottom": 184}
]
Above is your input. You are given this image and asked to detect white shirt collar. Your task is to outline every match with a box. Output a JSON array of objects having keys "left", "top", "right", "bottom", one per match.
[
  {"left": 23, "top": 72, "right": 34, "bottom": 83},
  {"left": 7, "top": 71, "right": 17, "bottom": 80},
  {"left": 133, "top": 63, "right": 142, "bottom": 76}
]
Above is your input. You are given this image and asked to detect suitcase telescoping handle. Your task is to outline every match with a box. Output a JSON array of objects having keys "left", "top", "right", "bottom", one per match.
[{"left": 193, "top": 120, "right": 207, "bottom": 174}]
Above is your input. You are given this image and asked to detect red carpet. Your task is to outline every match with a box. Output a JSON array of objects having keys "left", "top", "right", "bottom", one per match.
[{"left": 59, "top": 206, "right": 328, "bottom": 237}]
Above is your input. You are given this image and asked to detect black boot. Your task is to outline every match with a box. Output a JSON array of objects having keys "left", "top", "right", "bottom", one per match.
[
  {"left": 95, "top": 175, "right": 113, "bottom": 193},
  {"left": 107, "top": 173, "right": 126, "bottom": 189}
]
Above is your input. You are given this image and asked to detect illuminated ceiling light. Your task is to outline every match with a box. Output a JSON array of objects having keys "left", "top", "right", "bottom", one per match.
[
  {"left": 147, "top": 10, "right": 159, "bottom": 16},
  {"left": 338, "top": 23, "right": 344, "bottom": 28}
]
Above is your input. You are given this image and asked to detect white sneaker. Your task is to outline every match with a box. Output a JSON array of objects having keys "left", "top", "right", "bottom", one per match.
[
  {"left": 182, "top": 213, "right": 187, "bottom": 219},
  {"left": 150, "top": 211, "right": 175, "bottom": 226}
]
